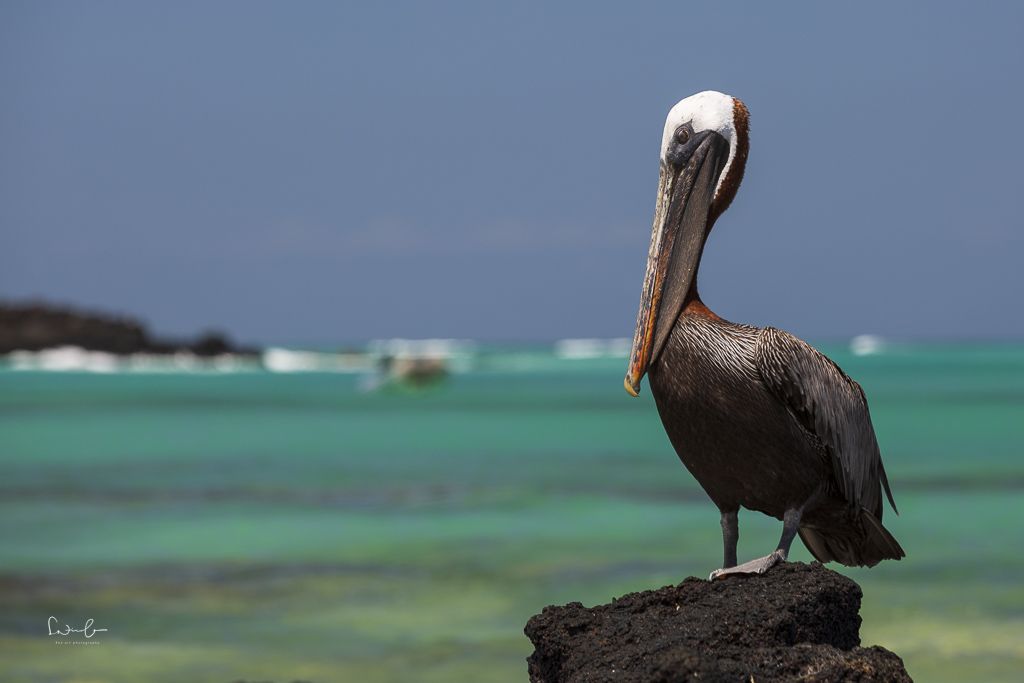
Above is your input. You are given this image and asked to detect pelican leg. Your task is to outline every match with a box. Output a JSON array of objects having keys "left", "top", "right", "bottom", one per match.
[
  {"left": 720, "top": 509, "right": 738, "bottom": 568},
  {"left": 709, "top": 507, "right": 802, "bottom": 581},
  {"left": 775, "top": 507, "right": 802, "bottom": 557}
]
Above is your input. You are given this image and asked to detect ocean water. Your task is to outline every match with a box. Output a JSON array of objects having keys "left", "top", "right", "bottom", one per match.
[{"left": 0, "top": 343, "right": 1022, "bottom": 682}]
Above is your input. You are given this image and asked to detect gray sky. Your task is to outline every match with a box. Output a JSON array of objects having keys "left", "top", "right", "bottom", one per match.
[{"left": 2, "top": 1, "right": 1022, "bottom": 343}]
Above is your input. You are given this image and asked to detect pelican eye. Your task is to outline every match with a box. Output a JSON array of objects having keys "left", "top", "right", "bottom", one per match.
[{"left": 674, "top": 127, "right": 690, "bottom": 144}]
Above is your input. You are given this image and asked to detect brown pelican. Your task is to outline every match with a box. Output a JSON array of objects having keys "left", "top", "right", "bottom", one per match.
[{"left": 624, "top": 91, "right": 904, "bottom": 579}]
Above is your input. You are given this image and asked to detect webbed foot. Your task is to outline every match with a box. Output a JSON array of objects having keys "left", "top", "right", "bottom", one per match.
[{"left": 709, "top": 549, "right": 786, "bottom": 581}]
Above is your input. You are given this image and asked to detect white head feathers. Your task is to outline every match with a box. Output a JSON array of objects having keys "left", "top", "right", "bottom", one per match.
[{"left": 660, "top": 91, "right": 739, "bottom": 197}]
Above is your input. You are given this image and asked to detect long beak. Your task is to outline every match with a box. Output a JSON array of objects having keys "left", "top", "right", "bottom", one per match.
[{"left": 624, "top": 133, "right": 728, "bottom": 396}]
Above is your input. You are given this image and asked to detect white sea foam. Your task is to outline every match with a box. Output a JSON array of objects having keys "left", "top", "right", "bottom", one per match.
[
  {"left": 850, "top": 334, "right": 886, "bottom": 356},
  {"left": 554, "top": 338, "right": 631, "bottom": 360},
  {"left": 1, "top": 340, "right": 486, "bottom": 375},
  {"left": 367, "top": 338, "right": 475, "bottom": 359},
  {"left": 7, "top": 346, "right": 119, "bottom": 373},
  {"left": 261, "top": 347, "right": 370, "bottom": 373},
  {"left": 3, "top": 347, "right": 263, "bottom": 373},
  {"left": 1, "top": 344, "right": 417, "bottom": 374}
]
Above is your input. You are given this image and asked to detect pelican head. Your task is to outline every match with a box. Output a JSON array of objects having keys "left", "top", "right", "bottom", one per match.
[{"left": 624, "top": 91, "right": 750, "bottom": 396}]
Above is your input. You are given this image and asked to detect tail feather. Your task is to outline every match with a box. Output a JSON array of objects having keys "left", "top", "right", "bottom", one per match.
[{"left": 798, "top": 508, "right": 905, "bottom": 567}]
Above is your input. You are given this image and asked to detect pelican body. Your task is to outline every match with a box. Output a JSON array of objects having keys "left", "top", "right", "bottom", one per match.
[{"left": 625, "top": 92, "right": 903, "bottom": 577}]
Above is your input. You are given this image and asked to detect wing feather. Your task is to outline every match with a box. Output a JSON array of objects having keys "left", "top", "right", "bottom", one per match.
[{"left": 755, "top": 327, "right": 896, "bottom": 517}]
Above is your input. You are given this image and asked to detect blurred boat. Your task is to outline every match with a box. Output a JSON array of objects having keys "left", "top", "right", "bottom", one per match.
[
  {"left": 379, "top": 355, "right": 448, "bottom": 386},
  {"left": 364, "top": 338, "right": 475, "bottom": 390}
]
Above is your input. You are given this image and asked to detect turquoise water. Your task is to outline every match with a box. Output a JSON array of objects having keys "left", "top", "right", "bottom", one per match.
[{"left": 1, "top": 344, "right": 1023, "bottom": 681}]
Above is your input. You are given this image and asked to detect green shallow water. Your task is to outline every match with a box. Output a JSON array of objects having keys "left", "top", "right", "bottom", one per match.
[{"left": 1, "top": 344, "right": 1023, "bottom": 681}]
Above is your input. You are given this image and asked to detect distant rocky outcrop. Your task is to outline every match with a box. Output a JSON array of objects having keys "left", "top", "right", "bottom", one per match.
[
  {"left": 525, "top": 562, "right": 910, "bottom": 682},
  {"left": 0, "top": 301, "right": 258, "bottom": 356}
]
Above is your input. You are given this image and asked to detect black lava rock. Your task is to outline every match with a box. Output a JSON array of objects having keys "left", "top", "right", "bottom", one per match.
[
  {"left": 0, "top": 301, "right": 258, "bottom": 356},
  {"left": 525, "top": 562, "right": 910, "bottom": 682}
]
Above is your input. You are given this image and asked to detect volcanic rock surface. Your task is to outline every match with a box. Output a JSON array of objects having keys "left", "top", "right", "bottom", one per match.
[
  {"left": 525, "top": 562, "right": 910, "bottom": 682},
  {"left": 0, "top": 301, "right": 256, "bottom": 356}
]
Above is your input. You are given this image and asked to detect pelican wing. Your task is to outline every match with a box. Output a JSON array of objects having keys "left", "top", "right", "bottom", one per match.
[{"left": 755, "top": 327, "right": 896, "bottom": 518}]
